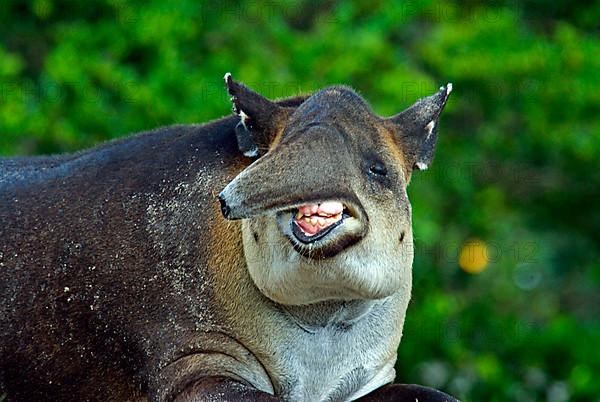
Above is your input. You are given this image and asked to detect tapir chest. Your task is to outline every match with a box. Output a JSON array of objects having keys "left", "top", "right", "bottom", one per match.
[
  {"left": 250, "top": 296, "right": 405, "bottom": 402},
  {"left": 277, "top": 328, "right": 396, "bottom": 401}
]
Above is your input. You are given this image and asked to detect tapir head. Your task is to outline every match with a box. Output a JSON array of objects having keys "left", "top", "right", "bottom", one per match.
[{"left": 219, "top": 73, "right": 452, "bottom": 305}]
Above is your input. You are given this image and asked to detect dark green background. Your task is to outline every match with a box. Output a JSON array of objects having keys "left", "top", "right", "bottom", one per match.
[{"left": 1, "top": 1, "right": 598, "bottom": 401}]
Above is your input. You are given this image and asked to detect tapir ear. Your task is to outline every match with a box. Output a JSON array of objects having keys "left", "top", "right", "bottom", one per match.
[
  {"left": 388, "top": 83, "right": 452, "bottom": 171},
  {"left": 224, "top": 73, "right": 288, "bottom": 158}
]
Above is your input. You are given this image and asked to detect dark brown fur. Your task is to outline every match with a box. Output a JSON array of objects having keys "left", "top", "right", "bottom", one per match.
[{"left": 0, "top": 119, "right": 242, "bottom": 400}]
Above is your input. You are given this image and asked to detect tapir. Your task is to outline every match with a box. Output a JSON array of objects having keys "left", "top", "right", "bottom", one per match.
[{"left": 0, "top": 74, "right": 457, "bottom": 402}]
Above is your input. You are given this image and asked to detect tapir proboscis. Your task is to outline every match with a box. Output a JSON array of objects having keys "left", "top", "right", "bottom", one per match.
[{"left": 0, "top": 74, "right": 458, "bottom": 402}]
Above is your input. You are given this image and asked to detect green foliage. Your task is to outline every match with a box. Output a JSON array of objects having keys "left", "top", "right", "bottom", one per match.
[{"left": 1, "top": 0, "right": 598, "bottom": 400}]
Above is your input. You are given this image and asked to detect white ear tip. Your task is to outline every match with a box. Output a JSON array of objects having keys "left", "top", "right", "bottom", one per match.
[
  {"left": 446, "top": 83, "right": 453, "bottom": 95},
  {"left": 224, "top": 72, "right": 232, "bottom": 83},
  {"left": 415, "top": 162, "right": 428, "bottom": 171}
]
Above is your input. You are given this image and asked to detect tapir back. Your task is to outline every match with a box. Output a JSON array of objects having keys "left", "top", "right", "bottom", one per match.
[{"left": 0, "top": 119, "right": 245, "bottom": 400}]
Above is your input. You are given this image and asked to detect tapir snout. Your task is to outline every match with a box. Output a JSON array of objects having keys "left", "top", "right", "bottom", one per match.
[{"left": 218, "top": 124, "right": 365, "bottom": 222}]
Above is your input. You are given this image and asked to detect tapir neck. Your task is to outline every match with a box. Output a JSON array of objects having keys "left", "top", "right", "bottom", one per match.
[{"left": 280, "top": 299, "right": 381, "bottom": 332}]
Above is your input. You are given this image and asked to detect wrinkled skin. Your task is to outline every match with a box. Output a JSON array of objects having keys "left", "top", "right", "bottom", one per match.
[{"left": 0, "top": 74, "right": 456, "bottom": 401}]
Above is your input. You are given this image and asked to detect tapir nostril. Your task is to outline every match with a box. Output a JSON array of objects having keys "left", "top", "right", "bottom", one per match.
[{"left": 217, "top": 194, "right": 230, "bottom": 218}]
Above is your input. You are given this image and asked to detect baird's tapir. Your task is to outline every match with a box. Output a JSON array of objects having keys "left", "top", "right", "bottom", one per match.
[{"left": 0, "top": 73, "right": 457, "bottom": 402}]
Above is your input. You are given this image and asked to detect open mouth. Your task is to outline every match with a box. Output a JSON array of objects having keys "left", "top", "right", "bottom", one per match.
[
  {"left": 290, "top": 201, "right": 350, "bottom": 243},
  {"left": 277, "top": 198, "right": 367, "bottom": 259}
]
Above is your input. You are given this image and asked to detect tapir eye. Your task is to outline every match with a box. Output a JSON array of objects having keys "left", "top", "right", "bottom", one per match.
[{"left": 368, "top": 160, "right": 388, "bottom": 177}]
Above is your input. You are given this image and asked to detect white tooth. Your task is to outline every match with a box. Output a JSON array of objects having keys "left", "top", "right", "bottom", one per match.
[
  {"left": 304, "top": 217, "right": 311, "bottom": 223},
  {"left": 296, "top": 211, "right": 303, "bottom": 220},
  {"left": 310, "top": 217, "right": 318, "bottom": 226},
  {"left": 319, "top": 201, "right": 344, "bottom": 215}
]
